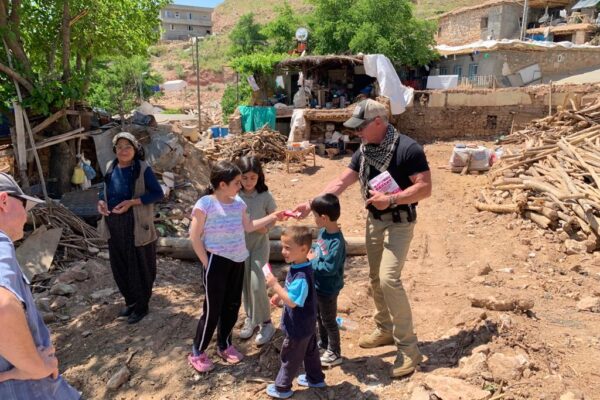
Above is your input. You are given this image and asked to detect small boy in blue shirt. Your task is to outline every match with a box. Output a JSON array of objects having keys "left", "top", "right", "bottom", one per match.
[
  {"left": 309, "top": 194, "right": 346, "bottom": 367},
  {"left": 265, "top": 226, "right": 325, "bottom": 399}
]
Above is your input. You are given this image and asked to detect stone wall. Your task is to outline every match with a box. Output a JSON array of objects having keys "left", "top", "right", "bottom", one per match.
[
  {"left": 396, "top": 85, "right": 600, "bottom": 142},
  {"left": 437, "top": 48, "right": 600, "bottom": 87}
]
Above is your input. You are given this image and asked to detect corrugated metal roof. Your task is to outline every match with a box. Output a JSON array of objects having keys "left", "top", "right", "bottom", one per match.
[{"left": 572, "top": 0, "right": 600, "bottom": 10}]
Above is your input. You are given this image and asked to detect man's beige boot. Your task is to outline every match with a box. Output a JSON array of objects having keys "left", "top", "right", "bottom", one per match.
[
  {"left": 390, "top": 351, "right": 423, "bottom": 378},
  {"left": 358, "top": 329, "right": 394, "bottom": 349}
]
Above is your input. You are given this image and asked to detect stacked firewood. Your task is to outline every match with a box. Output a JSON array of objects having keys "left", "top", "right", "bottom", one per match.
[
  {"left": 499, "top": 99, "right": 600, "bottom": 145},
  {"left": 476, "top": 97, "right": 600, "bottom": 249},
  {"left": 202, "top": 126, "right": 288, "bottom": 163}
]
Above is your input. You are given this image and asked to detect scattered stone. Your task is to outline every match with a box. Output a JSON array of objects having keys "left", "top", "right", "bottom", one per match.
[
  {"left": 35, "top": 297, "right": 52, "bottom": 313},
  {"left": 576, "top": 296, "right": 600, "bottom": 313},
  {"left": 564, "top": 239, "right": 588, "bottom": 255},
  {"left": 98, "top": 251, "right": 110, "bottom": 260},
  {"left": 82, "top": 330, "right": 92, "bottom": 338},
  {"left": 487, "top": 353, "right": 529, "bottom": 382},
  {"left": 471, "top": 345, "right": 490, "bottom": 356},
  {"left": 468, "top": 294, "right": 534, "bottom": 312},
  {"left": 106, "top": 366, "right": 130, "bottom": 390},
  {"left": 498, "top": 268, "right": 514, "bottom": 274},
  {"left": 409, "top": 385, "right": 431, "bottom": 400},
  {"left": 49, "top": 283, "right": 76, "bottom": 296},
  {"left": 42, "top": 311, "right": 56, "bottom": 323},
  {"left": 470, "top": 276, "right": 487, "bottom": 284},
  {"left": 458, "top": 352, "right": 488, "bottom": 379},
  {"left": 453, "top": 308, "right": 487, "bottom": 327},
  {"left": 90, "top": 288, "right": 116, "bottom": 301},
  {"left": 50, "top": 296, "right": 68, "bottom": 311},
  {"left": 560, "top": 391, "right": 584, "bottom": 400},
  {"left": 424, "top": 375, "right": 492, "bottom": 400},
  {"left": 499, "top": 313, "right": 513, "bottom": 331},
  {"left": 477, "top": 264, "right": 493, "bottom": 276}
]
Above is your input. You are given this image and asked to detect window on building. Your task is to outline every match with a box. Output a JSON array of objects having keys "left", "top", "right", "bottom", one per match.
[
  {"left": 189, "top": 12, "right": 193, "bottom": 20},
  {"left": 170, "top": 24, "right": 174, "bottom": 31},
  {"left": 453, "top": 65, "right": 463, "bottom": 77},
  {"left": 175, "top": 11, "right": 179, "bottom": 18},
  {"left": 468, "top": 63, "right": 479, "bottom": 78},
  {"left": 439, "top": 67, "right": 448, "bottom": 75},
  {"left": 486, "top": 115, "right": 497, "bottom": 129},
  {"left": 481, "top": 17, "right": 488, "bottom": 29},
  {"left": 188, "top": 25, "right": 193, "bottom": 31},
  {"left": 206, "top": 30, "right": 211, "bottom": 34},
  {"left": 165, "top": 11, "right": 174, "bottom": 18}
]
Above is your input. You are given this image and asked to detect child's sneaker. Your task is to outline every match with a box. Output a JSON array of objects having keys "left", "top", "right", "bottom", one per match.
[
  {"left": 188, "top": 352, "right": 214, "bottom": 372},
  {"left": 217, "top": 345, "right": 244, "bottom": 364},
  {"left": 239, "top": 317, "right": 256, "bottom": 339},
  {"left": 255, "top": 323, "right": 275, "bottom": 346},
  {"left": 320, "top": 350, "right": 343, "bottom": 367},
  {"left": 266, "top": 383, "right": 293, "bottom": 399},
  {"left": 297, "top": 374, "right": 327, "bottom": 388}
]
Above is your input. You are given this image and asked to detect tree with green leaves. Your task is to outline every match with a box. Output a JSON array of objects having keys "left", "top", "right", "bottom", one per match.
[
  {"left": 308, "top": 0, "right": 437, "bottom": 67},
  {"left": 261, "top": 1, "right": 304, "bottom": 54},
  {"left": 228, "top": 13, "right": 267, "bottom": 58},
  {"left": 87, "top": 55, "right": 163, "bottom": 127}
]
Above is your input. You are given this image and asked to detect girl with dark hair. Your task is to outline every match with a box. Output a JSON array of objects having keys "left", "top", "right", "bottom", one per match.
[
  {"left": 188, "top": 160, "right": 285, "bottom": 373},
  {"left": 97, "top": 132, "right": 164, "bottom": 324},
  {"left": 236, "top": 156, "right": 277, "bottom": 346}
]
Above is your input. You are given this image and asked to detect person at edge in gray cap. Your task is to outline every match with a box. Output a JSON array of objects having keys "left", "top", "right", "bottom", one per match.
[
  {"left": 292, "top": 99, "right": 432, "bottom": 378},
  {"left": 0, "top": 173, "right": 81, "bottom": 399}
]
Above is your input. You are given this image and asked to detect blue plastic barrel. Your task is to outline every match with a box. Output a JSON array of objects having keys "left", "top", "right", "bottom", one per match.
[
  {"left": 210, "top": 126, "right": 220, "bottom": 138},
  {"left": 220, "top": 127, "right": 229, "bottom": 137}
]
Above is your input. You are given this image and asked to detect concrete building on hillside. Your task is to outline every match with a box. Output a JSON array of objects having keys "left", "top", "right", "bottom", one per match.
[{"left": 159, "top": 4, "right": 213, "bottom": 40}]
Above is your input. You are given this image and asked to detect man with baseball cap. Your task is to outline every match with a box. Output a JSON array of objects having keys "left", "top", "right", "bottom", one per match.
[
  {"left": 293, "top": 99, "right": 432, "bottom": 378},
  {"left": 0, "top": 173, "right": 80, "bottom": 398}
]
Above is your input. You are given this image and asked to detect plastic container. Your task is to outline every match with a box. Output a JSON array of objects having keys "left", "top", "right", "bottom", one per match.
[
  {"left": 210, "top": 126, "right": 220, "bottom": 138},
  {"left": 336, "top": 316, "right": 358, "bottom": 331},
  {"left": 220, "top": 127, "right": 229, "bottom": 137}
]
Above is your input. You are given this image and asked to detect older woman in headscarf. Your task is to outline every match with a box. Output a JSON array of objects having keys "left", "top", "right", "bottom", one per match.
[{"left": 97, "top": 132, "right": 164, "bottom": 324}]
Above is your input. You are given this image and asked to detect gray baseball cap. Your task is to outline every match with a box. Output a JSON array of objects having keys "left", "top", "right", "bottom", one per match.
[
  {"left": 343, "top": 99, "right": 389, "bottom": 129},
  {"left": 0, "top": 172, "right": 44, "bottom": 211},
  {"left": 112, "top": 131, "right": 140, "bottom": 150}
]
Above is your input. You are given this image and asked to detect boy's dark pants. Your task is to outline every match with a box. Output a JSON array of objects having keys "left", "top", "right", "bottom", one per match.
[
  {"left": 275, "top": 334, "right": 325, "bottom": 392},
  {"left": 317, "top": 293, "right": 341, "bottom": 355}
]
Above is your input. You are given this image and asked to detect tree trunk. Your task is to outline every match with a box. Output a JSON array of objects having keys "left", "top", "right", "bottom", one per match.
[
  {"left": 48, "top": 115, "right": 76, "bottom": 197},
  {"left": 0, "top": 0, "right": 33, "bottom": 75}
]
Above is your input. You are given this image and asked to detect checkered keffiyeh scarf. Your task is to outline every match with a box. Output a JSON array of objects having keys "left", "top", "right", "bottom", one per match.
[{"left": 358, "top": 124, "right": 400, "bottom": 200}]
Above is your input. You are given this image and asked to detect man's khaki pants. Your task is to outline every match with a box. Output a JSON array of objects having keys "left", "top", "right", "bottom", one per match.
[{"left": 365, "top": 210, "right": 420, "bottom": 358}]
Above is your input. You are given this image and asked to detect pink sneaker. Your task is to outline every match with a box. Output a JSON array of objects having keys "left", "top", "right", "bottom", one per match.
[
  {"left": 188, "top": 352, "right": 214, "bottom": 372},
  {"left": 217, "top": 345, "right": 244, "bottom": 364}
]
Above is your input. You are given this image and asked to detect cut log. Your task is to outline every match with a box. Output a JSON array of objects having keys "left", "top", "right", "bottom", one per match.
[{"left": 157, "top": 236, "right": 367, "bottom": 262}]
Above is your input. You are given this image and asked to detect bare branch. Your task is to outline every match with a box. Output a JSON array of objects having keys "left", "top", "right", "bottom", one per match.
[
  {"left": 0, "top": 61, "right": 33, "bottom": 93},
  {"left": 0, "top": 0, "right": 32, "bottom": 74}
]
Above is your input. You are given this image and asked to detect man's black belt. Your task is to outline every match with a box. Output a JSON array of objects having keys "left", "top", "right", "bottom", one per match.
[{"left": 367, "top": 204, "right": 417, "bottom": 223}]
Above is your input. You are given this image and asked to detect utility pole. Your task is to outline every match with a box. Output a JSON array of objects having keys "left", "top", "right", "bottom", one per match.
[
  {"left": 194, "top": 36, "right": 201, "bottom": 131},
  {"left": 520, "top": 0, "right": 529, "bottom": 40}
]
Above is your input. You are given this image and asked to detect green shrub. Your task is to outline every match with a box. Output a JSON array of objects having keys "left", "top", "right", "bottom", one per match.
[
  {"left": 221, "top": 80, "right": 253, "bottom": 123},
  {"left": 175, "top": 64, "right": 187, "bottom": 79}
]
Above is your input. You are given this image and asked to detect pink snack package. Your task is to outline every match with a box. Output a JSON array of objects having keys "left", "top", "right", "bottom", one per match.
[
  {"left": 262, "top": 262, "right": 273, "bottom": 278},
  {"left": 283, "top": 210, "right": 301, "bottom": 218}
]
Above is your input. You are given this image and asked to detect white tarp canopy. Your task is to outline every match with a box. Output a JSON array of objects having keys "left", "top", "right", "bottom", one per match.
[
  {"left": 426, "top": 75, "right": 459, "bottom": 89},
  {"left": 363, "top": 54, "right": 413, "bottom": 115}
]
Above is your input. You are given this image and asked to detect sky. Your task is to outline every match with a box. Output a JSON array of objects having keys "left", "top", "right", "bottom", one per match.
[{"left": 172, "top": 0, "right": 224, "bottom": 7}]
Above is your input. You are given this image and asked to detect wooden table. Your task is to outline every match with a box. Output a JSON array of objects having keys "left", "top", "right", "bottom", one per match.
[{"left": 285, "top": 145, "right": 316, "bottom": 173}]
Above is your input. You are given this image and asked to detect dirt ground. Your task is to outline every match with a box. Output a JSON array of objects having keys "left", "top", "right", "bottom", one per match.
[{"left": 48, "top": 140, "right": 600, "bottom": 399}]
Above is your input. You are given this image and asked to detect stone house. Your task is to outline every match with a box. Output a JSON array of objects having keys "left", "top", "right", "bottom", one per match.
[
  {"left": 434, "top": 41, "right": 600, "bottom": 87},
  {"left": 435, "top": 0, "right": 596, "bottom": 47},
  {"left": 159, "top": 4, "right": 213, "bottom": 40}
]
